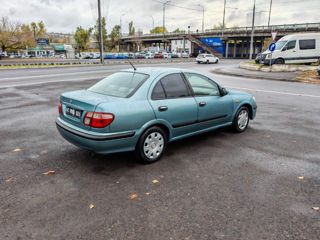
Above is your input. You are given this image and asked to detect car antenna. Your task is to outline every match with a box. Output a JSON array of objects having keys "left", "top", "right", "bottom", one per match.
[{"left": 128, "top": 59, "right": 136, "bottom": 71}]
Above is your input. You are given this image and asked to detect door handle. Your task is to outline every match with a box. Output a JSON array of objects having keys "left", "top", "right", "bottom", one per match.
[
  {"left": 199, "top": 102, "right": 206, "bottom": 107},
  {"left": 158, "top": 106, "right": 168, "bottom": 112}
]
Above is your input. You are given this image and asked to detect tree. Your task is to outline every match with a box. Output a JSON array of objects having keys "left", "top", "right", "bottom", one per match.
[
  {"left": 108, "top": 25, "right": 120, "bottom": 50},
  {"left": 93, "top": 17, "right": 107, "bottom": 50},
  {"left": 30, "top": 21, "right": 46, "bottom": 38},
  {"left": 150, "top": 26, "right": 167, "bottom": 34},
  {"left": 262, "top": 37, "right": 273, "bottom": 51},
  {"left": 129, "top": 21, "right": 135, "bottom": 36},
  {"left": 0, "top": 16, "right": 36, "bottom": 52},
  {"left": 74, "top": 26, "right": 93, "bottom": 53},
  {"left": 173, "top": 28, "right": 180, "bottom": 33}
]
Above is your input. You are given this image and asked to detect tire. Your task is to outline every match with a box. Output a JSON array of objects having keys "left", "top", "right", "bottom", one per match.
[
  {"left": 206, "top": 60, "right": 209, "bottom": 64},
  {"left": 274, "top": 58, "right": 284, "bottom": 64},
  {"left": 197, "top": 61, "right": 200, "bottom": 64},
  {"left": 215, "top": 59, "right": 219, "bottom": 64},
  {"left": 232, "top": 106, "right": 250, "bottom": 133},
  {"left": 135, "top": 126, "right": 168, "bottom": 163}
]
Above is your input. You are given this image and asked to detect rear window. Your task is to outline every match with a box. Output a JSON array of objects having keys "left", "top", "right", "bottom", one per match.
[
  {"left": 88, "top": 72, "right": 149, "bottom": 98},
  {"left": 299, "top": 39, "right": 315, "bottom": 50}
]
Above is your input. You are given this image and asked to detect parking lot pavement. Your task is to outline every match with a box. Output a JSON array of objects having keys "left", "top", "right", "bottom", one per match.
[{"left": 1, "top": 61, "right": 319, "bottom": 239}]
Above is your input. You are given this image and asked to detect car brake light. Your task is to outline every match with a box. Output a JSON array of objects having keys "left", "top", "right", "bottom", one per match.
[
  {"left": 83, "top": 111, "right": 114, "bottom": 128},
  {"left": 202, "top": 57, "right": 206, "bottom": 59},
  {"left": 58, "top": 101, "right": 62, "bottom": 115}
]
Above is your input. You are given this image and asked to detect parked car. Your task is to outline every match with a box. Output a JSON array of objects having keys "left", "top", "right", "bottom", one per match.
[
  {"left": 196, "top": 54, "right": 219, "bottom": 64},
  {"left": 162, "top": 52, "right": 171, "bottom": 59},
  {"left": 56, "top": 68, "right": 257, "bottom": 163},
  {"left": 263, "top": 33, "right": 320, "bottom": 65},
  {"left": 137, "top": 52, "right": 146, "bottom": 59},
  {"left": 171, "top": 53, "right": 179, "bottom": 58},
  {"left": 181, "top": 52, "right": 189, "bottom": 58},
  {"left": 255, "top": 53, "right": 262, "bottom": 64},
  {"left": 145, "top": 52, "right": 154, "bottom": 59},
  {"left": 154, "top": 53, "right": 163, "bottom": 58}
]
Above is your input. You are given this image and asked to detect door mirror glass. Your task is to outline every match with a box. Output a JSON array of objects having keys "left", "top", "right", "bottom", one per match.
[{"left": 221, "top": 87, "right": 228, "bottom": 96}]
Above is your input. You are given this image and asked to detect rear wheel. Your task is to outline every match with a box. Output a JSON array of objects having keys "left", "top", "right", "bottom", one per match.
[
  {"left": 135, "top": 126, "right": 168, "bottom": 163},
  {"left": 232, "top": 106, "right": 250, "bottom": 133},
  {"left": 215, "top": 59, "right": 219, "bottom": 64},
  {"left": 206, "top": 60, "right": 209, "bottom": 64}
]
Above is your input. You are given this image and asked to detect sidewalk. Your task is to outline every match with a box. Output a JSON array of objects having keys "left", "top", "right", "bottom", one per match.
[{"left": 212, "top": 63, "right": 300, "bottom": 82}]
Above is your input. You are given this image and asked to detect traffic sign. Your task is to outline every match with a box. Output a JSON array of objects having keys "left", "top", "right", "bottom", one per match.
[
  {"left": 269, "top": 42, "right": 276, "bottom": 52},
  {"left": 271, "top": 31, "right": 278, "bottom": 41}
]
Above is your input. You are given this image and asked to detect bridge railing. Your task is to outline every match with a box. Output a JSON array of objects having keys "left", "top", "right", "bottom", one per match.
[{"left": 121, "top": 22, "right": 320, "bottom": 39}]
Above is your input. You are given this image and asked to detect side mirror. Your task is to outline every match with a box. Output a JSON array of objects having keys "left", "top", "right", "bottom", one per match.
[
  {"left": 282, "top": 47, "right": 287, "bottom": 52},
  {"left": 221, "top": 87, "right": 228, "bottom": 96}
]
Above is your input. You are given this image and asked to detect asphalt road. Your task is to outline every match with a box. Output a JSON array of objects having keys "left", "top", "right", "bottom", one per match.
[{"left": 1, "top": 60, "right": 319, "bottom": 240}]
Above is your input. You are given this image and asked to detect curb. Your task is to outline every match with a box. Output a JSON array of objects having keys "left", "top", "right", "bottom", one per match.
[
  {"left": 211, "top": 68, "right": 301, "bottom": 83},
  {"left": 0, "top": 58, "right": 195, "bottom": 69}
]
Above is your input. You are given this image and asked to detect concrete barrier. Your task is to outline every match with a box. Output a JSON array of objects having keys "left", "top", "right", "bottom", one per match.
[{"left": 239, "top": 62, "right": 318, "bottom": 72}]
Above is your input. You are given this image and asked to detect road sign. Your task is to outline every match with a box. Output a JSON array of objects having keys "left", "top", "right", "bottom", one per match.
[
  {"left": 271, "top": 31, "right": 278, "bottom": 41},
  {"left": 269, "top": 42, "right": 276, "bottom": 52}
]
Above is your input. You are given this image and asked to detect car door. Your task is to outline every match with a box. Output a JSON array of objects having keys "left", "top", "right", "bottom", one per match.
[
  {"left": 149, "top": 73, "right": 198, "bottom": 138},
  {"left": 280, "top": 40, "right": 297, "bottom": 63},
  {"left": 183, "top": 72, "right": 234, "bottom": 130}
]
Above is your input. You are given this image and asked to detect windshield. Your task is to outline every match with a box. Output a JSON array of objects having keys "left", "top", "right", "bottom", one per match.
[
  {"left": 88, "top": 72, "right": 149, "bottom": 98},
  {"left": 275, "top": 41, "right": 287, "bottom": 50}
]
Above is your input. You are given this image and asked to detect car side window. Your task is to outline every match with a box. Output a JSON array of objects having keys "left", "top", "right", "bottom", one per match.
[
  {"left": 184, "top": 73, "right": 220, "bottom": 96},
  {"left": 160, "top": 73, "right": 190, "bottom": 99},
  {"left": 151, "top": 81, "right": 166, "bottom": 100},
  {"left": 299, "top": 39, "right": 315, "bottom": 50},
  {"left": 284, "top": 40, "right": 296, "bottom": 51}
]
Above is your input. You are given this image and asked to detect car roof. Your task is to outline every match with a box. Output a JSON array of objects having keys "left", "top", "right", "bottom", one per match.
[{"left": 121, "top": 67, "right": 207, "bottom": 78}]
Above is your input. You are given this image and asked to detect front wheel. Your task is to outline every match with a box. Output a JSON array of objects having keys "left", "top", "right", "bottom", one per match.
[
  {"left": 135, "top": 126, "right": 168, "bottom": 163},
  {"left": 232, "top": 106, "right": 250, "bottom": 133},
  {"left": 274, "top": 58, "right": 284, "bottom": 64}
]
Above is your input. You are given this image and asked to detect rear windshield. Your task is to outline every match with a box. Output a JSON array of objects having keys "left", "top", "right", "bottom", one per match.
[{"left": 88, "top": 72, "right": 149, "bottom": 98}]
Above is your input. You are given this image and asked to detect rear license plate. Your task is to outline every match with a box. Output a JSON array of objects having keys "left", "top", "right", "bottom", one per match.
[{"left": 66, "top": 106, "right": 82, "bottom": 119}]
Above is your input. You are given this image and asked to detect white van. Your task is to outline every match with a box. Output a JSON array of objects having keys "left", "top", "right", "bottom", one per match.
[{"left": 263, "top": 33, "right": 320, "bottom": 65}]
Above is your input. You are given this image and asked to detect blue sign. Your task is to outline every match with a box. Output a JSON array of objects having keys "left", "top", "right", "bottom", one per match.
[{"left": 269, "top": 42, "right": 276, "bottom": 52}]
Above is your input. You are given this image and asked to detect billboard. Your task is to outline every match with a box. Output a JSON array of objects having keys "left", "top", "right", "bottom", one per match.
[
  {"left": 200, "top": 38, "right": 225, "bottom": 55},
  {"left": 36, "top": 38, "right": 49, "bottom": 46}
]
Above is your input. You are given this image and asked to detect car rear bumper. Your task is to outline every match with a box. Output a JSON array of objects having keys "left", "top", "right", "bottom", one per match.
[{"left": 56, "top": 117, "right": 137, "bottom": 154}]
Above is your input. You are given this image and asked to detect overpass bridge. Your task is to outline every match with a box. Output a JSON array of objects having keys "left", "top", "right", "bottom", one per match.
[{"left": 120, "top": 23, "right": 320, "bottom": 58}]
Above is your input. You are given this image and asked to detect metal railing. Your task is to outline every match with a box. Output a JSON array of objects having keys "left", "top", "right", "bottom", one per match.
[{"left": 120, "top": 22, "right": 320, "bottom": 39}]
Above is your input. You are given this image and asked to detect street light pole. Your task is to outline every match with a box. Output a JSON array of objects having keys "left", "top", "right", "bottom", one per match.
[
  {"left": 198, "top": 4, "right": 204, "bottom": 33},
  {"left": 249, "top": 0, "right": 256, "bottom": 60},
  {"left": 119, "top": 13, "right": 125, "bottom": 52},
  {"left": 268, "top": 0, "right": 273, "bottom": 27},
  {"left": 97, "top": 0, "right": 103, "bottom": 64},
  {"left": 222, "top": 0, "right": 226, "bottom": 37},
  {"left": 149, "top": 15, "right": 154, "bottom": 30}
]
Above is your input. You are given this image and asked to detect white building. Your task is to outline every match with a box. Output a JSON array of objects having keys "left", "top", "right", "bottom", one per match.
[{"left": 171, "top": 39, "right": 191, "bottom": 53}]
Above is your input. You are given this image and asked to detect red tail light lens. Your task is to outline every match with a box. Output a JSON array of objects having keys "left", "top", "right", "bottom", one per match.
[
  {"left": 83, "top": 112, "right": 114, "bottom": 128},
  {"left": 58, "top": 101, "right": 62, "bottom": 115},
  {"left": 202, "top": 57, "right": 206, "bottom": 59}
]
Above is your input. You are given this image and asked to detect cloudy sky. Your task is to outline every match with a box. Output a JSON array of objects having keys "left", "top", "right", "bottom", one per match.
[{"left": 1, "top": 0, "right": 319, "bottom": 34}]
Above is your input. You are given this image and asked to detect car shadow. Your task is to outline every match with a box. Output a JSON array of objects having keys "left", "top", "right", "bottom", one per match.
[{"left": 66, "top": 126, "right": 253, "bottom": 175}]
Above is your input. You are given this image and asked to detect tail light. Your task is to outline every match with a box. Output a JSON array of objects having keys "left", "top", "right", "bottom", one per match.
[
  {"left": 58, "top": 101, "right": 62, "bottom": 115},
  {"left": 202, "top": 57, "right": 206, "bottom": 59},
  {"left": 83, "top": 111, "right": 114, "bottom": 128}
]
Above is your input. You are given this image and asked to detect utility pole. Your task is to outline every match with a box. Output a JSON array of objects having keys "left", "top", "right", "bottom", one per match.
[
  {"left": 198, "top": 4, "right": 204, "bottom": 33},
  {"left": 97, "top": 0, "right": 103, "bottom": 64},
  {"left": 222, "top": 0, "right": 226, "bottom": 37},
  {"left": 268, "top": 0, "right": 272, "bottom": 27},
  {"left": 249, "top": 0, "right": 256, "bottom": 60},
  {"left": 162, "top": 1, "right": 170, "bottom": 38}
]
